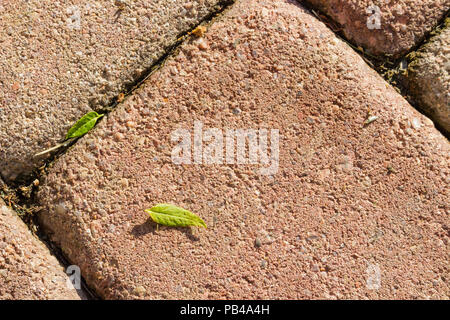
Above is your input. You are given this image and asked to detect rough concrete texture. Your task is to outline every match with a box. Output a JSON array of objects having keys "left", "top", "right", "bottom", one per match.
[
  {"left": 304, "top": 0, "right": 450, "bottom": 58},
  {"left": 0, "top": 197, "right": 80, "bottom": 299},
  {"left": 0, "top": 0, "right": 225, "bottom": 182},
  {"left": 405, "top": 21, "right": 450, "bottom": 133},
  {"left": 38, "top": 0, "right": 449, "bottom": 299}
]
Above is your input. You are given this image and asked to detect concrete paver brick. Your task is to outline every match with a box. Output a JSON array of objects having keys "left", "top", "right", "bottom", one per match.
[
  {"left": 37, "top": 0, "right": 450, "bottom": 299},
  {"left": 404, "top": 22, "right": 450, "bottom": 133},
  {"left": 0, "top": 196, "right": 81, "bottom": 299},
  {"left": 305, "top": 0, "right": 450, "bottom": 57}
]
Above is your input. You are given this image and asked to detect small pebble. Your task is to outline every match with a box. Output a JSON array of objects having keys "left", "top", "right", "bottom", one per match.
[
  {"left": 126, "top": 121, "right": 136, "bottom": 128},
  {"left": 114, "top": 132, "right": 124, "bottom": 141},
  {"left": 55, "top": 204, "right": 67, "bottom": 215},
  {"left": 254, "top": 238, "right": 262, "bottom": 248},
  {"left": 197, "top": 38, "right": 208, "bottom": 50},
  {"left": 232, "top": 107, "right": 241, "bottom": 115},
  {"left": 411, "top": 118, "right": 422, "bottom": 130},
  {"left": 133, "top": 286, "right": 146, "bottom": 296}
]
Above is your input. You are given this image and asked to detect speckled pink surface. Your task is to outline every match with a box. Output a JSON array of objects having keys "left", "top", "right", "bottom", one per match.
[
  {"left": 37, "top": 0, "right": 449, "bottom": 299},
  {"left": 0, "top": 0, "right": 224, "bottom": 182},
  {"left": 304, "top": 0, "right": 450, "bottom": 57},
  {"left": 0, "top": 197, "right": 81, "bottom": 299}
]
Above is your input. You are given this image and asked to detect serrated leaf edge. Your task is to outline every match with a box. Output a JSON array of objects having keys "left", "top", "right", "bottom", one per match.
[
  {"left": 145, "top": 204, "right": 207, "bottom": 228},
  {"left": 65, "top": 111, "right": 104, "bottom": 140}
]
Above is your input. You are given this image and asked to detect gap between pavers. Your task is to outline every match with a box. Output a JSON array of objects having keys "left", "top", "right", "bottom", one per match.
[
  {"left": 302, "top": 0, "right": 450, "bottom": 58},
  {"left": 37, "top": 0, "right": 449, "bottom": 299},
  {"left": 0, "top": 194, "right": 82, "bottom": 299},
  {"left": 0, "top": 0, "right": 228, "bottom": 183}
]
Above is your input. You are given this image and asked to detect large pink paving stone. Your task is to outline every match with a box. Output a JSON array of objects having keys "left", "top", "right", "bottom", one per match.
[
  {"left": 304, "top": 0, "right": 450, "bottom": 58},
  {"left": 0, "top": 0, "right": 224, "bottom": 182},
  {"left": 0, "top": 197, "right": 81, "bottom": 299},
  {"left": 38, "top": 0, "right": 449, "bottom": 299}
]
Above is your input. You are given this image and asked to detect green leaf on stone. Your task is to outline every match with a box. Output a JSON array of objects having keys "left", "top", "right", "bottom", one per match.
[
  {"left": 145, "top": 204, "right": 207, "bottom": 228},
  {"left": 65, "top": 111, "right": 104, "bottom": 140}
]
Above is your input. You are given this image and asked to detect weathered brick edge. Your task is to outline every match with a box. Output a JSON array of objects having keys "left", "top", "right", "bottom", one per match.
[{"left": 0, "top": 195, "right": 82, "bottom": 299}]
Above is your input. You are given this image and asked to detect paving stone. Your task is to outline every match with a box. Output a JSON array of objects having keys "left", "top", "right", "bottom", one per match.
[
  {"left": 404, "top": 21, "right": 450, "bottom": 133},
  {"left": 0, "top": 0, "right": 225, "bottom": 182},
  {"left": 304, "top": 0, "right": 450, "bottom": 58},
  {"left": 0, "top": 196, "right": 81, "bottom": 299},
  {"left": 37, "top": 0, "right": 450, "bottom": 299}
]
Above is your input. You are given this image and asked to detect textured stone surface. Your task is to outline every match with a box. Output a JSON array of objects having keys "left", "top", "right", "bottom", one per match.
[
  {"left": 0, "top": 197, "right": 81, "bottom": 299},
  {"left": 304, "top": 0, "right": 450, "bottom": 58},
  {"left": 405, "top": 22, "right": 450, "bottom": 133},
  {"left": 0, "top": 0, "right": 224, "bottom": 182},
  {"left": 38, "top": 0, "right": 449, "bottom": 299}
]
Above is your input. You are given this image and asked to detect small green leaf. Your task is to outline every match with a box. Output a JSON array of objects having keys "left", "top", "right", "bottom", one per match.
[
  {"left": 65, "top": 111, "right": 104, "bottom": 140},
  {"left": 145, "top": 204, "right": 207, "bottom": 228}
]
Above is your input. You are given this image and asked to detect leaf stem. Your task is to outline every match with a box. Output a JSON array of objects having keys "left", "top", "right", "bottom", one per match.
[{"left": 34, "top": 139, "right": 74, "bottom": 157}]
